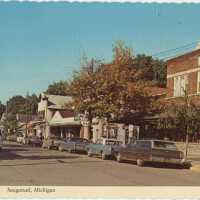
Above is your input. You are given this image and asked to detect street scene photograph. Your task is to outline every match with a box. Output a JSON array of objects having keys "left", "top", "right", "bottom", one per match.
[{"left": 0, "top": 2, "right": 200, "bottom": 186}]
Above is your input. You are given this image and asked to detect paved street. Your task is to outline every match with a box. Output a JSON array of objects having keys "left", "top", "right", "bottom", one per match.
[{"left": 0, "top": 142, "right": 200, "bottom": 186}]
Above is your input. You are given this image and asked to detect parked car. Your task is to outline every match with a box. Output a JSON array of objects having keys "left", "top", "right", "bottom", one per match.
[
  {"left": 6, "top": 134, "right": 17, "bottom": 142},
  {"left": 86, "top": 138, "right": 123, "bottom": 160},
  {"left": 58, "top": 137, "right": 90, "bottom": 153},
  {"left": 116, "top": 139, "right": 191, "bottom": 168},
  {"left": 27, "top": 136, "right": 42, "bottom": 147},
  {"left": 42, "top": 136, "right": 65, "bottom": 149}
]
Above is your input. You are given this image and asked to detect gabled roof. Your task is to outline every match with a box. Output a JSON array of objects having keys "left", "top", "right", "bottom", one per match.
[
  {"left": 166, "top": 48, "right": 200, "bottom": 64},
  {"left": 40, "top": 93, "right": 72, "bottom": 108}
]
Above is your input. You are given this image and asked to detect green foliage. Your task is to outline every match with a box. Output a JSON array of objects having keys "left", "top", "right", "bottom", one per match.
[
  {"left": 0, "top": 101, "right": 5, "bottom": 118},
  {"left": 46, "top": 80, "right": 70, "bottom": 96},
  {"left": 2, "top": 113, "right": 18, "bottom": 135},
  {"left": 6, "top": 94, "right": 38, "bottom": 115},
  {"left": 161, "top": 94, "right": 200, "bottom": 137},
  {"left": 133, "top": 54, "right": 167, "bottom": 86}
]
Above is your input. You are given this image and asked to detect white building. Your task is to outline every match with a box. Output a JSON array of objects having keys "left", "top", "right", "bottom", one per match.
[{"left": 38, "top": 93, "right": 81, "bottom": 139}]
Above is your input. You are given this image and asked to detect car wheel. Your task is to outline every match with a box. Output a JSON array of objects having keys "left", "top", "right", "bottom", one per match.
[
  {"left": 116, "top": 153, "right": 122, "bottom": 163},
  {"left": 101, "top": 152, "right": 106, "bottom": 160},
  {"left": 136, "top": 159, "right": 144, "bottom": 167},
  {"left": 59, "top": 146, "right": 63, "bottom": 152}
]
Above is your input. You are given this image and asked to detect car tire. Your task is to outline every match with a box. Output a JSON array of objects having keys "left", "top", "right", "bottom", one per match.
[
  {"left": 136, "top": 159, "right": 144, "bottom": 167},
  {"left": 116, "top": 153, "right": 122, "bottom": 163}
]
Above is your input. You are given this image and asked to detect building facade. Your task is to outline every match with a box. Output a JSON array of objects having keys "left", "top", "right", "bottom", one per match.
[
  {"left": 38, "top": 93, "right": 81, "bottom": 139},
  {"left": 166, "top": 48, "right": 200, "bottom": 104}
]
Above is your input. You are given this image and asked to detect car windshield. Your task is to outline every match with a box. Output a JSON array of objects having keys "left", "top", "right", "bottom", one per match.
[{"left": 153, "top": 141, "right": 177, "bottom": 150}]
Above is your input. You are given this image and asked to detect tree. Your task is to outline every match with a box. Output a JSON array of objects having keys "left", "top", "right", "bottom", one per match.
[
  {"left": 133, "top": 54, "right": 167, "bottom": 87},
  {"left": 161, "top": 92, "right": 200, "bottom": 159},
  {"left": 68, "top": 42, "right": 163, "bottom": 125},
  {"left": 2, "top": 113, "right": 19, "bottom": 135},
  {"left": 0, "top": 101, "right": 5, "bottom": 118},
  {"left": 6, "top": 94, "right": 38, "bottom": 115},
  {"left": 46, "top": 81, "right": 70, "bottom": 96}
]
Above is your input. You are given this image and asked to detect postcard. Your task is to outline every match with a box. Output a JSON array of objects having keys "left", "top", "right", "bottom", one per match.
[{"left": 0, "top": 0, "right": 200, "bottom": 198}]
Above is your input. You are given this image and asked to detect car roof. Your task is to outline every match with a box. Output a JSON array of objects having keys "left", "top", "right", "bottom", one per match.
[
  {"left": 136, "top": 139, "right": 175, "bottom": 143},
  {"left": 101, "top": 138, "right": 121, "bottom": 142}
]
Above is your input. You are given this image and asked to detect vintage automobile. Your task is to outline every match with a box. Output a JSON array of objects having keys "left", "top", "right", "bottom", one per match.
[
  {"left": 58, "top": 137, "right": 90, "bottom": 153},
  {"left": 116, "top": 139, "right": 191, "bottom": 168},
  {"left": 42, "top": 136, "right": 65, "bottom": 150},
  {"left": 27, "top": 136, "right": 42, "bottom": 147},
  {"left": 86, "top": 138, "right": 123, "bottom": 160}
]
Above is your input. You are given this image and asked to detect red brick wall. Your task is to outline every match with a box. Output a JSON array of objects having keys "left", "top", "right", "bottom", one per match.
[
  {"left": 166, "top": 49, "right": 200, "bottom": 99},
  {"left": 167, "top": 49, "right": 200, "bottom": 75},
  {"left": 166, "top": 77, "right": 174, "bottom": 98}
]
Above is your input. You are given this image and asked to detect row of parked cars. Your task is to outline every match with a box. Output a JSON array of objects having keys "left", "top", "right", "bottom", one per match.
[
  {"left": 6, "top": 133, "right": 191, "bottom": 169},
  {"left": 42, "top": 136, "right": 191, "bottom": 169}
]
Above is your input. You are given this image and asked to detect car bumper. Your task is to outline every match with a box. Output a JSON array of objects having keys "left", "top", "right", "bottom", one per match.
[{"left": 151, "top": 156, "right": 190, "bottom": 166}]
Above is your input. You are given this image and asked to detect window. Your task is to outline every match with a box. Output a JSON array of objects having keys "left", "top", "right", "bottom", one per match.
[
  {"left": 197, "top": 71, "right": 200, "bottom": 93},
  {"left": 136, "top": 141, "right": 151, "bottom": 150},
  {"left": 173, "top": 75, "right": 188, "bottom": 97},
  {"left": 153, "top": 141, "right": 177, "bottom": 150}
]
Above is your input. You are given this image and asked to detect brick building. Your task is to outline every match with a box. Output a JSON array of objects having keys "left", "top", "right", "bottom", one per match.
[{"left": 166, "top": 47, "right": 200, "bottom": 104}]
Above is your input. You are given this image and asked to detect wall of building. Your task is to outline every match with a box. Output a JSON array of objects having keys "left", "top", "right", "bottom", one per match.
[{"left": 167, "top": 49, "right": 200, "bottom": 99}]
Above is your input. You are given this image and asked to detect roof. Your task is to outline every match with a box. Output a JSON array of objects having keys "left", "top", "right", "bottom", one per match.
[
  {"left": 137, "top": 139, "right": 175, "bottom": 143},
  {"left": 166, "top": 48, "right": 200, "bottom": 64},
  {"left": 59, "top": 110, "right": 74, "bottom": 118},
  {"left": 40, "top": 93, "right": 73, "bottom": 108}
]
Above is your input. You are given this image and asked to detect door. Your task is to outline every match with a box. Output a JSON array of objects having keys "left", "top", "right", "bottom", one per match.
[{"left": 133, "top": 141, "right": 151, "bottom": 161}]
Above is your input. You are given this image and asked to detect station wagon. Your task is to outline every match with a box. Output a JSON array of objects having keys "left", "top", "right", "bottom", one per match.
[{"left": 116, "top": 139, "right": 191, "bottom": 168}]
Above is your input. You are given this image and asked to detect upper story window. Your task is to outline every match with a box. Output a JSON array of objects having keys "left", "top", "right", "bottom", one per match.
[{"left": 173, "top": 75, "right": 188, "bottom": 97}]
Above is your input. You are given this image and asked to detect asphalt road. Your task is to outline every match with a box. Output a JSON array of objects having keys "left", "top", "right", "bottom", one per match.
[{"left": 0, "top": 141, "right": 200, "bottom": 186}]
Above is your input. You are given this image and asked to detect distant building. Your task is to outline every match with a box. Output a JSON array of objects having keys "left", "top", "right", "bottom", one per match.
[{"left": 38, "top": 93, "right": 81, "bottom": 139}]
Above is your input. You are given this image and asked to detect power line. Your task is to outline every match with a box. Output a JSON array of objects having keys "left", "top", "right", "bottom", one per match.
[
  {"left": 151, "top": 41, "right": 198, "bottom": 57},
  {"left": 157, "top": 45, "right": 197, "bottom": 60}
]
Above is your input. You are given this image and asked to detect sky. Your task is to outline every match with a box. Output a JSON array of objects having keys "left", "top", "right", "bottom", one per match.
[{"left": 0, "top": 2, "right": 200, "bottom": 103}]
